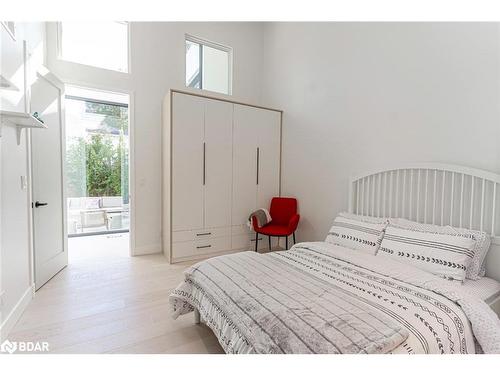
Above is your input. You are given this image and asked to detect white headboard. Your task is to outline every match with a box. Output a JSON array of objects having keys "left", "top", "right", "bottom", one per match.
[{"left": 348, "top": 163, "right": 500, "bottom": 281}]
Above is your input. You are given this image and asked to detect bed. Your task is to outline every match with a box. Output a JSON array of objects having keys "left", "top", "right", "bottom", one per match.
[
  {"left": 170, "top": 164, "right": 500, "bottom": 354},
  {"left": 462, "top": 277, "right": 500, "bottom": 305}
]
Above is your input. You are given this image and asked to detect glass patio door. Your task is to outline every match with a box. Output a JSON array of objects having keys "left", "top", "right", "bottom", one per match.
[{"left": 65, "top": 87, "right": 130, "bottom": 236}]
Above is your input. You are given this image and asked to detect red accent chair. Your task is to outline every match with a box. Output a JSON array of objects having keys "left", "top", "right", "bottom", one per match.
[{"left": 251, "top": 197, "right": 300, "bottom": 252}]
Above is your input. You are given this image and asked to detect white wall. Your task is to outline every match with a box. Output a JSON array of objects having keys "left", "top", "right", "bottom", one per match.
[
  {"left": 46, "top": 22, "right": 265, "bottom": 255},
  {"left": 0, "top": 125, "right": 32, "bottom": 339},
  {"left": 261, "top": 23, "right": 500, "bottom": 242},
  {"left": 0, "top": 22, "right": 45, "bottom": 339}
]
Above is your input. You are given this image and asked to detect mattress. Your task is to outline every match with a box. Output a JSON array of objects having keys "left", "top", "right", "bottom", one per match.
[
  {"left": 461, "top": 277, "right": 500, "bottom": 304},
  {"left": 170, "top": 242, "right": 500, "bottom": 354}
]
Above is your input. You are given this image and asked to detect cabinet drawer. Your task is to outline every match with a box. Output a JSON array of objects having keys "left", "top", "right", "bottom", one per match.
[
  {"left": 172, "top": 236, "right": 231, "bottom": 260},
  {"left": 172, "top": 227, "right": 231, "bottom": 243}
]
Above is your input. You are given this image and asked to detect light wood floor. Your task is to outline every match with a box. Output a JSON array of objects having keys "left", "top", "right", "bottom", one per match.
[{"left": 8, "top": 233, "right": 224, "bottom": 354}]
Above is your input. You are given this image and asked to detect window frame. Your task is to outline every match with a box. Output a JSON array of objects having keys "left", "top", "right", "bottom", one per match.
[
  {"left": 56, "top": 21, "right": 131, "bottom": 74},
  {"left": 185, "top": 34, "right": 233, "bottom": 95}
]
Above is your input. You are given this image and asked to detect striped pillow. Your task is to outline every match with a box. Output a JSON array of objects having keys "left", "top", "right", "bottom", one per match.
[
  {"left": 378, "top": 225, "right": 476, "bottom": 282},
  {"left": 389, "top": 218, "right": 491, "bottom": 280},
  {"left": 325, "top": 213, "right": 388, "bottom": 255}
]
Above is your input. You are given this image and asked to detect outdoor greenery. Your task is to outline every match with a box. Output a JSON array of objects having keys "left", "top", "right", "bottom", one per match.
[
  {"left": 66, "top": 134, "right": 128, "bottom": 198},
  {"left": 66, "top": 99, "right": 129, "bottom": 201},
  {"left": 66, "top": 137, "right": 87, "bottom": 197},
  {"left": 85, "top": 134, "right": 122, "bottom": 197}
]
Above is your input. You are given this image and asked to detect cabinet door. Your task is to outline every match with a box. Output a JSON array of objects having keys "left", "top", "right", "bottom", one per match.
[
  {"left": 204, "top": 99, "right": 233, "bottom": 228},
  {"left": 232, "top": 104, "right": 258, "bottom": 226},
  {"left": 257, "top": 109, "right": 281, "bottom": 209},
  {"left": 172, "top": 93, "right": 204, "bottom": 231}
]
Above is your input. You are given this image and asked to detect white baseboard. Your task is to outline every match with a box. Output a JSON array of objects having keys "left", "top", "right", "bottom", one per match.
[
  {"left": 0, "top": 285, "right": 34, "bottom": 341},
  {"left": 132, "top": 243, "right": 162, "bottom": 256}
]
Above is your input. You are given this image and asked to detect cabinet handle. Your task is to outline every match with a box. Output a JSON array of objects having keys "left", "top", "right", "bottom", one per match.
[
  {"left": 256, "top": 147, "right": 260, "bottom": 185},
  {"left": 251, "top": 237, "right": 262, "bottom": 242},
  {"left": 196, "top": 245, "right": 212, "bottom": 249},
  {"left": 203, "top": 142, "right": 206, "bottom": 185},
  {"left": 196, "top": 232, "right": 211, "bottom": 236}
]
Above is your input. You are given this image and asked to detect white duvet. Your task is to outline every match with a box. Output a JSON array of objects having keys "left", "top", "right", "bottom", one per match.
[{"left": 170, "top": 242, "right": 500, "bottom": 354}]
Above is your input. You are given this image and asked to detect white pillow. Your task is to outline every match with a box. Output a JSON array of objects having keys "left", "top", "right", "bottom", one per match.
[
  {"left": 85, "top": 197, "right": 101, "bottom": 209},
  {"left": 325, "top": 212, "right": 388, "bottom": 255},
  {"left": 339, "top": 211, "right": 388, "bottom": 225},
  {"left": 378, "top": 225, "right": 476, "bottom": 282},
  {"left": 389, "top": 218, "right": 491, "bottom": 280}
]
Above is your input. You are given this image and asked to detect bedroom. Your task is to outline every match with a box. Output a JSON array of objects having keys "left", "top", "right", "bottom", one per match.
[{"left": 1, "top": 0, "right": 500, "bottom": 371}]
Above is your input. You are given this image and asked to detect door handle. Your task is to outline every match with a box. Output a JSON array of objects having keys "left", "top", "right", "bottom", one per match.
[
  {"left": 203, "top": 142, "right": 206, "bottom": 185},
  {"left": 196, "top": 245, "right": 211, "bottom": 249},
  {"left": 34, "top": 201, "right": 48, "bottom": 208},
  {"left": 256, "top": 147, "right": 260, "bottom": 185}
]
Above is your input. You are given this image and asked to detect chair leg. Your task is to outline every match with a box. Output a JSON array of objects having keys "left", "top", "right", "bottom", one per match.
[
  {"left": 255, "top": 232, "right": 258, "bottom": 252},
  {"left": 293, "top": 232, "right": 296, "bottom": 244},
  {"left": 285, "top": 236, "right": 288, "bottom": 250},
  {"left": 268, "top": 236, "right": 272, "bottom": 250}
]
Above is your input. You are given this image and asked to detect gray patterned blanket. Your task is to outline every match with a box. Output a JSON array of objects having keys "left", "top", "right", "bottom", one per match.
[{"left": 170, "top": 242, "right": 500, "bottom": 354}]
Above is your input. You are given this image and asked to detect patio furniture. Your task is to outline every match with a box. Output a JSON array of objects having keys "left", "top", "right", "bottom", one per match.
[{"left": 68, "top": 196, "right": 127, "bottom": 233}]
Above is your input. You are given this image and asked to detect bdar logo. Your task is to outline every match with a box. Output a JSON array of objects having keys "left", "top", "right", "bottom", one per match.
[
  {"left": 0, "top": 339, "right": 49, "bottom": 353},
  {"left": 0, "top": 340, "right": 18, "bottom": 354}
]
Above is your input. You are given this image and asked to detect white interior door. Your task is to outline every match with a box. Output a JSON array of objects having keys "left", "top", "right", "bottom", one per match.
[
  {"left": 204, "top": 99, "right": 233, "bottom": 228},
  {"left": 30, "top": 69, "right": 68, "bottom": 290},
  {"left": 232, "top": 104, "right": 258, "bottom": 226},
  {"left": 172, "top": 93, "right": 204, "bottom": 231},
  {"left": 257, "top": 109, "right": 281, "bottom": 209}
]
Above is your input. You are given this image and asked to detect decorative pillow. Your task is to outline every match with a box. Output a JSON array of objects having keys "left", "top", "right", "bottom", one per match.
[
  {"left": 378, "top": 225, "right": 476, "bottom": 282},
  {"left": 325, "top": 212, "right": 388, "bottom": 255},
  {"left": 389, "top": 218, "right": 491, "bottom": 280},
  {"left": 338, "top": 211, "right": 388, "bottom": 225},
  {"left": 85, "top": 197, "right": 101, "bottom": 209}
]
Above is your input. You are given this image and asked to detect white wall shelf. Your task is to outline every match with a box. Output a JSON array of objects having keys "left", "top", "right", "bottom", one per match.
[
  {"left": 0, "top": 110, "right": 47, "bottom": 144},
  {"left": 1, "top": 110, "right": 46, "bottom": 128}
]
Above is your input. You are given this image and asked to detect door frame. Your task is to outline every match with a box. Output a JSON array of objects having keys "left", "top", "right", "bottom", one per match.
[
  {"left": 57, "top": 81, "right": 136, "bottom": 256},
  {"left": 28, "top": 66, "right": 68, "bottom": 288}
]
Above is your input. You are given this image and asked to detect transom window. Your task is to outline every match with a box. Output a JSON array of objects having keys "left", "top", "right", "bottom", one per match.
[
  {"left": 58, "top": 22, "right": 129, "bottom": 73},
  {"left": 185, "top": 35, "right": 232, "bottom": 95}
]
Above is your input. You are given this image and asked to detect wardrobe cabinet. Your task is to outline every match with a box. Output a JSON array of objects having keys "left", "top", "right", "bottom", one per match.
[{"left": 164, "top": 90, "right": 282, "bottom": 263}]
